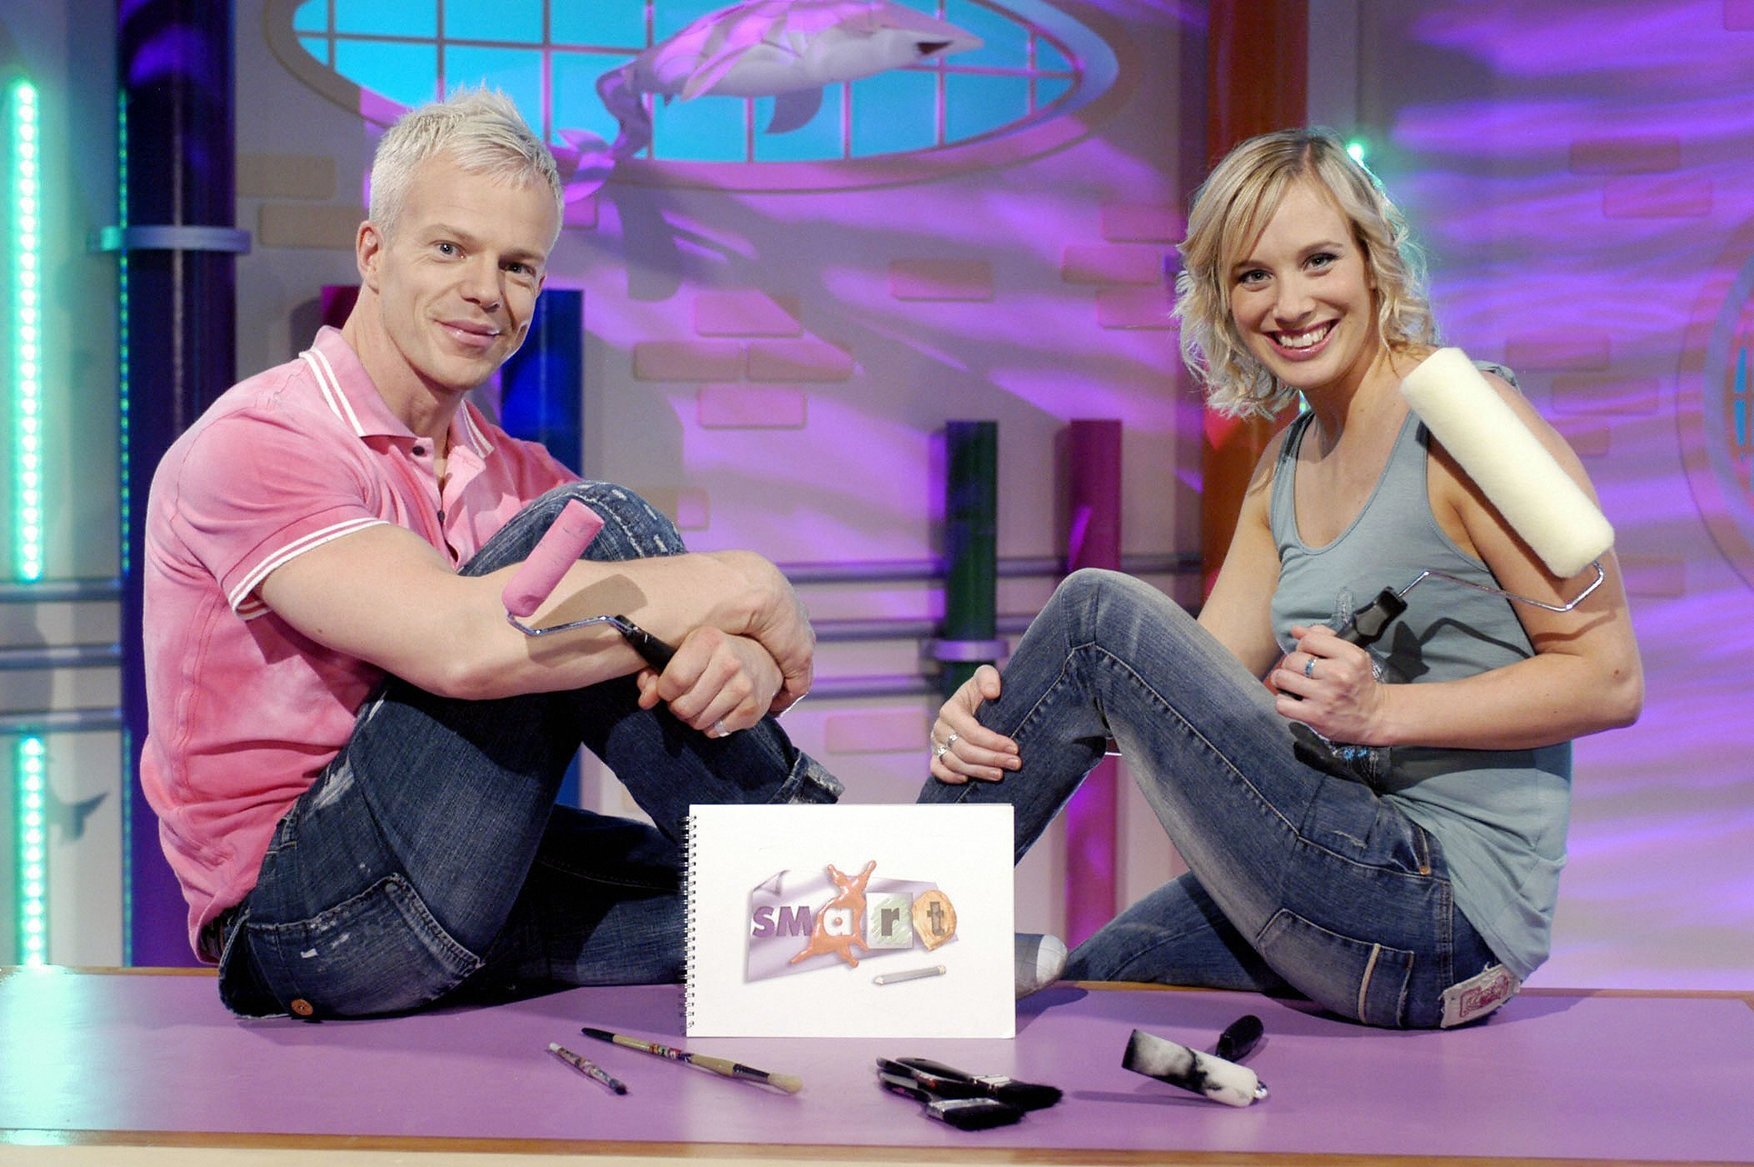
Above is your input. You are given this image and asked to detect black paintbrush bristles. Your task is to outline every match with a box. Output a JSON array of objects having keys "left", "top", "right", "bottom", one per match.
[
  {"left": 890, "top": 1055, "right": 1063, "bottom": 1111},
  {"left": 877, "top": 1071, "right": 1024, "bottom": 1130},
  {"left": 974, "top": 1074, "right": 1062, "bottom": 1110}
]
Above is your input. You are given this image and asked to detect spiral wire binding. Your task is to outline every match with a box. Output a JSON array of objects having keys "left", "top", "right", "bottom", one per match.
[{"left": 682, "top": 809, "right": 699, "bottom": 1032}]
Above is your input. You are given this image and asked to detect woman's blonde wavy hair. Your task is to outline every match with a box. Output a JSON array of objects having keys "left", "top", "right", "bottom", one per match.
[{"left": 1175, "top": 127, "right": 1439, "bottom": 419}]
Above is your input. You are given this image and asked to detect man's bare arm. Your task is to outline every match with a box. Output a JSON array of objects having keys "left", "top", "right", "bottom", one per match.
[{"left": 257, "top": 523, "right": 813, "bottom": 713}]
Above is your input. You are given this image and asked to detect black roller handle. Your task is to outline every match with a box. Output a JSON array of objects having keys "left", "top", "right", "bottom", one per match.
[
  {"left": 1337, "top": 586, "right": 1409, "bottom": 648},
  {"left": 1289, "top": 586, "right": 1409, "bottom": 785},
  {"left": 607, "top": 615, "right": 677, "bottom": 670}
]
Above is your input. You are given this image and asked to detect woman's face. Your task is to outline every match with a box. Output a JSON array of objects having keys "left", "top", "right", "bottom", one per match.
[{"left": 1227, "top": 178, "right": 1380, "bottom": 397}]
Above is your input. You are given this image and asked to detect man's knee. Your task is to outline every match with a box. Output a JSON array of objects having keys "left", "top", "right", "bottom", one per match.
[{"left": 542, "top": 482, "right": 685, "bottom": 560}]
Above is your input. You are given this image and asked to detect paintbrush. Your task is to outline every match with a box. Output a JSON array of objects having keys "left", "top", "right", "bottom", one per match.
[
  {"left": 879, "top": 1056, "right": 1062, "bottom": 1111},
  {"left": 579, "top": 1026, "right": 802, "bottom": 1093},
  {"left": 875, "top": 1069, "right": 1024, "bottom": 1131}
]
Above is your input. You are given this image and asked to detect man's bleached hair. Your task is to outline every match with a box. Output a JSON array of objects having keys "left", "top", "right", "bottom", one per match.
[
  {"left": 1175, "top": 127, "right": 1439, "bottom": 419},
  {"left": 368, "top": 86, "right": 564, "bottom": 243}
]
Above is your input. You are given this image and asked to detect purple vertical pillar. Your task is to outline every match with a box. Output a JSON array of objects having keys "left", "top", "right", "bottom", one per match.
[
  {"left": 115, "top": 0, "right": 242, "bottom": 966},
  {"left": 1062, "top": 420, "right": 1122, "bottom": 947}
]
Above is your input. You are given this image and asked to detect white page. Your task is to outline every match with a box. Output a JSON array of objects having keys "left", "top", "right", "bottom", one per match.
[{"left": 685, "top": 803, "right": 1015, "bottom": 1038}]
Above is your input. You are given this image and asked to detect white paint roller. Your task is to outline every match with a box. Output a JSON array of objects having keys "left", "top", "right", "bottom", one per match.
[
  {"left": 1399, "top": 347, "right": 1613, "bottom": 579},
  {"left": 1296, "top": 349, "right": 1618, "bottom": 779},
  {"left": 1121, "top": 1028, "right": 1267, "bottom": 1107}
]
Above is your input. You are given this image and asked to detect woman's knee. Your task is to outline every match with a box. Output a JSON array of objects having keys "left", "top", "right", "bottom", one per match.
[
  {"left": 1049, "top": 568, "right": 1183, "bottom": 643},
  {"left": 1048, "top": 567, "right": 1127, "bottom": 621}
]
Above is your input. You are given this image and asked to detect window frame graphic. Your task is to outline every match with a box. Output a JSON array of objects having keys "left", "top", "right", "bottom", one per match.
[
  {"left": 1679, "top": 223, "right": 1754, "bottom": 594},
  {"left": 264, "top": 0, "right": 1125, "bottom": 192}
]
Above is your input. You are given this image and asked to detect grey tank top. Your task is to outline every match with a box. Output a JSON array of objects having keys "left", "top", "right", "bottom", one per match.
[{"left": 1267, "top": 385, "right": 1572, "bottom": 981}]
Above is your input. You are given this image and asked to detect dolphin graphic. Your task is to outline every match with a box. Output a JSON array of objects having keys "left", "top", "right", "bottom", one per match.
[{"left": 559, "top": 0, "right": 981, "bottom": 194}]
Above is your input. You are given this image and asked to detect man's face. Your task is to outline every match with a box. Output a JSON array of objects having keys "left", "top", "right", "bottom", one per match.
[{"left": 359, "top": 153, "right": 559, "bottom": 398}]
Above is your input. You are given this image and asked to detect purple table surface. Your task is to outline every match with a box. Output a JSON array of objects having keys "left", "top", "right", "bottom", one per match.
[{"left": 2, "top": 969, "right": 1750, "bottom": 1162}]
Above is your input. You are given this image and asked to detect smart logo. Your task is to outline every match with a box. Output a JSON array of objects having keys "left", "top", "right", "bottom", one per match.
[{"left": 744, "top": 860, "right": 959, "bottom": 981}]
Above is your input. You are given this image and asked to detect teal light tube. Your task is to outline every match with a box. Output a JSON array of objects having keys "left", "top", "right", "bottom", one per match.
[
  {"left": 15, "top": 736, "right": 48, "bottom": 965},
  {"left": 11, "top": 79, "right": 43, "bottom": 581},
  {"left": 9, "top": 80, "right": 48, "bottom": 965}
]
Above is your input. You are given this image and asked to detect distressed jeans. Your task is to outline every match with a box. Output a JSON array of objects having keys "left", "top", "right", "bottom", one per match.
[
  {"left": 919, "top": 569, "right": 1502, "bottom": 1028},
  {"left": 218, "top": 482, "right": 841, "bottom": 1019}
]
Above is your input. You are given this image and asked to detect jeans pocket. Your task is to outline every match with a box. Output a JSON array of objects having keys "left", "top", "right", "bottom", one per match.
[
  {"left": 249, "top": 874, "right": 483, "bottom": 1018},
  {"left": 1256, "top": 908, "right": 1414, "bottom": 1027}
]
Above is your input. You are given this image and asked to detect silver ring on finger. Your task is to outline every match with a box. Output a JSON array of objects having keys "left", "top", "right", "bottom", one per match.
[
  {"left": 932, "top": 739, "right": 949, "bottom": 760},
  {"left": 944, "top": 732, "right": 960, "bottom": 751},
  {"left": 1303, "top": 657, "right": 1317, "bottom": 679}
]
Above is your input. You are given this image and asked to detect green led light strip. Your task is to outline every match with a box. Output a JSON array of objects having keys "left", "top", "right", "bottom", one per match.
[
  {"left": 16, "top": 737, "right": 48, "bottom": 965},
  {"left": 12, "top": 79, "right": 42, "bottom": 581},
  {"left": 117, "top": 85, "right": 133, "bottom": 959},
  {"left": 116, "top": 86, "right": 131, "bottom": 579},
  {"left": 10, "top": 80, "right": 48, "bottom": 965}
]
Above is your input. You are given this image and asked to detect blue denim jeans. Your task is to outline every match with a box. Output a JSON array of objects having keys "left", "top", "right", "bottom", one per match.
[
  {"left": 217, "top": 483, "right": 841, "bottom": 1019},
  {"left": 918, "top": 569, "right": 1502, "bottom": 1029}
]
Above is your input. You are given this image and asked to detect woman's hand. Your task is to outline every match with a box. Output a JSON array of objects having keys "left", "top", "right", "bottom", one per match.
[
  {"left": 637, "top": 625, "right": 783, "bottom": 737},
  {"left": 1271, "top": 624, "right": 1388, "bottom": 745},
  {"left": 929, "top": 664, "right": 1021, "bottom": 784}
]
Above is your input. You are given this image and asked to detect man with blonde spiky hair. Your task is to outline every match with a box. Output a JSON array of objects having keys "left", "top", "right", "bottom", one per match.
[{"left": 141, "top": 88, "right": 839, "bottom": 1020}]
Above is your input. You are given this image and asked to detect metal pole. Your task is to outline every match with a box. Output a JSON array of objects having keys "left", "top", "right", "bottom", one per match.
[{"left": 112, "top": 0, "right": 244, "bottom": 966}]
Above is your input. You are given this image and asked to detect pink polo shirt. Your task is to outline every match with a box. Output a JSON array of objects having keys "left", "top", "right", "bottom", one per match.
[{"left": 141, "top": 326, "right": 575, "bottom": 958}]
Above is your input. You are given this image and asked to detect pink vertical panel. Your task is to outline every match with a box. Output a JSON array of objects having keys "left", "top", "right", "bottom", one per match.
[{"left": 1062, "top": 420, "right": 1122, "bottom": 947}]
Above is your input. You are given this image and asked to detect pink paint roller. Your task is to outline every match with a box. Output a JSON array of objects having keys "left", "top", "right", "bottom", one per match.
[
  {"left": 1339, "top": 348, "right": 1614, "bottom": 646},
  {"left": 502, "top": 500, "right": 606, "bottom": 622},
  {"left": 501, "top": 499, "right": 676, "bottom": 668}
]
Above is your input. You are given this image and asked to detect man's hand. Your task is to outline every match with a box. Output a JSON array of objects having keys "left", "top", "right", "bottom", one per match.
[
  {"left": 636, "top": 626, "right": 785, "bottom": 735},
  {"left": 704, "top": 551, "right": 815, "bottom": 714}
]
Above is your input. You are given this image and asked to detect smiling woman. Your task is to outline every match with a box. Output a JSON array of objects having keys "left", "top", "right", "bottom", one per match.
[
  {"left": 1226, "top": 182, "right": 1380, "bottom": 400},
  {"left": 918, "top": 126, "right": 1642, "bottom": 1031},
  {"left": 1177, "top": 130, "right": 1439, "bottom": 422}
]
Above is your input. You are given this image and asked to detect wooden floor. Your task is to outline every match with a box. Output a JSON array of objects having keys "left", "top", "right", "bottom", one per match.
[
  {"left": 13, "top": 1143, "right": 1724, "bottom": 1167},
  {"left": 3, "top": 967, "right": 1750, "bottom": 1166}
]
